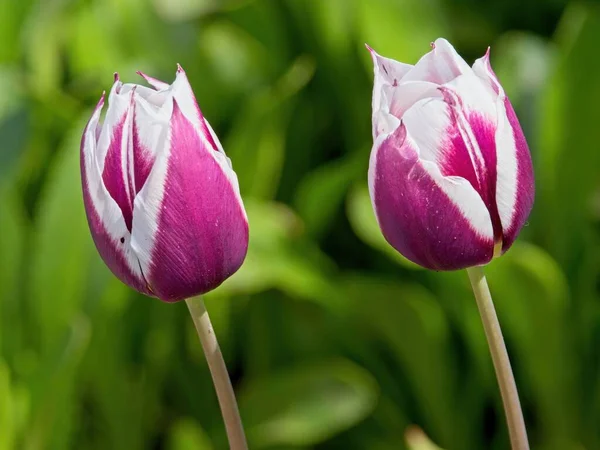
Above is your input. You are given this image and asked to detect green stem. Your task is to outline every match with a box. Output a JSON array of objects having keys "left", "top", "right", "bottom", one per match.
[
  {"left": 466, "top": 266, "right": 529, "bottom": 450},
  {"left": 185, "top": 296, "right": 248, "bottom": 450}
]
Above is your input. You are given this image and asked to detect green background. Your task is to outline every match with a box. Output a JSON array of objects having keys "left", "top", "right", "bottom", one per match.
[{"left": 0, "top": 0, "right": 598, "bottom": 449}]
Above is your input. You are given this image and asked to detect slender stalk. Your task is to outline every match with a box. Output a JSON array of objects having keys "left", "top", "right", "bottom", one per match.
[
  {"left": 467, "top": 266, "right": 529, "bottom": 450},
  {"left": 185, "top": 296, "right": 248, "bottom": 450}
]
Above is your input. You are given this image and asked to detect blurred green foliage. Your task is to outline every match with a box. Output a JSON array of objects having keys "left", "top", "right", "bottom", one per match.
[{"left": 0, "top": 0, "right": 598, "bottom": 449}]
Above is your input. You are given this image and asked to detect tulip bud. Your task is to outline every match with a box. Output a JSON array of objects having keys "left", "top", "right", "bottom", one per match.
[
  {"left": 367, "top": 38, "right": 534, "bottom": 270},
  {"left": 81, "top": 66, "right": 249, "bottom": 301}
]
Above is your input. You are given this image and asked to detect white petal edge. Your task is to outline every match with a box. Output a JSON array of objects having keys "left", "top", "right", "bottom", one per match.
[
  {"left": 401, "top": 38, "right": 471, "bottom": 85},
  {"left": 369, "top": 111, "right": 493, "bottom": 240},
  {"left": 129, "top": 101, "right": 172, "bottom": 279},
  {"left": 493, "top": 95, "right": 519, "bottom": 232},
  {"left": 83, "top": 98, "right": 146, "bottom": 279}
]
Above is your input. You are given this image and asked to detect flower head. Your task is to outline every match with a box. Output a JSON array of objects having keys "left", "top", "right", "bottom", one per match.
[
  {"left": 81, "top": 66, "right": 249, "bottom": 301},
  {"left": 368, "top": 38, "right": 534, "bottom": 270}
]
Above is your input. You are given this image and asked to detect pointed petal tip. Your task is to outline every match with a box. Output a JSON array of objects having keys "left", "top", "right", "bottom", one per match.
[
  {"left": 113, "top": 72, "right": 120, "bottom": 82},
  {"left": 365, "top": 43, "right": 374, "bottom": 53},
  {"left": 93, "top": 91, "right": 106, "bottom": 113},
  {"left": 176, "top": 63, "right": 184, "bottom": 73}
]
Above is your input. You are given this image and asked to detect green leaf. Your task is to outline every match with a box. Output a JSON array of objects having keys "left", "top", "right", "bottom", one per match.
[
  {"left": 167, "top": 418, "right": 214, "bottom": 450},
  {"left": 342, "top": 275, "right": 469, "bottom": 448},
  {"left": 29, "top": 116, "right": 97, "bottom": 349},
  {"left": 239, "top": 359, "right": 378, "bottom": 448},
  {"left": 214, "top": 201, "right": 342, "bottom": 308},
  {"left": 0, "top": 189, "right": 26, "bottom": 356},
  {"left": 535, "top": 3, "right": 600, "bottom": 265},
  {"left": 295, "top": 153, "right": 364, "bottom": 238},
  {"left": 224, "top": 55, "right": 315, "bottom": 200},
  {"left": 26, "top": 317, "right": 91, "bottom": 450},
  {"left": 357, "top": 0, "right": 447, "bottom": 66},
  {"left": 0, "top": 361, "right": 14, "bottom": 450}
]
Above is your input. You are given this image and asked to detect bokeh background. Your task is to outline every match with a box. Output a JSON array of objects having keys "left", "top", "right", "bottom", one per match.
[{"left": 1, "top": 0, "right": 599, "bottom": 448}]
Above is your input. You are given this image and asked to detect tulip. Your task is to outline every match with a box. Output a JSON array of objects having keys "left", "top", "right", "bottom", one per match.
[
  {"left": 80, "top": 66, "right": 249, "bottom": 302},
  {"left": 367, "top": 38, "right": 534, "bottom": 271}
]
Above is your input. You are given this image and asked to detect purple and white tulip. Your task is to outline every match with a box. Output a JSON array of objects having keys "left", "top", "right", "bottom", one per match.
[
  {"left": 367, "top": 38, "right": 534, "bottom": 270},
  {"left": 81, "top": 66, "right": 249, "bottom": 302}
]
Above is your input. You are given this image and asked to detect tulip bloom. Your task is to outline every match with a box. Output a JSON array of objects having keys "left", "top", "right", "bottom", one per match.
[
  {"left": 81, "top": 66, "right": 249, "bottom": 301},
  {"left": 367, "top": 38, "right": 534, "bottom": 270}
]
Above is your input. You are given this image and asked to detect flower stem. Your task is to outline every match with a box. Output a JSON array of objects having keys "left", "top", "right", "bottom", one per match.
[
  {"left": 466, "top": 266, "right": 529, "bottom": 450},
  {"left": 185, "top": 296, "right": 248, "bottom": 450}
]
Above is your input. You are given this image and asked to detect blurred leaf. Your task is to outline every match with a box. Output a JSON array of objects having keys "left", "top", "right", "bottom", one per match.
[
  {"left": 22, "top": 3, "right": 66, "bottom": 96},
  {"left": 343, "top": 276, "right": 468, "bottom": 448},
  {"left": 493, "top": 31, "right": 554, "bottom": 108},
  {"left": 535, "top": 3, "right": 600, "bottom": 264},
  {"left": 225, "top": 55, "right": 315, "bottom": 199},
  {"left": 0, "top": 189, "right": 26, "bottom": 356},
  {"left": 0, "top": 0, "right": 29, "bottom": 63},
  {"left": 26, "top": 316, "right": 91, "bottom": 450},
  {"left": 357, "top": 0, "right": 448, "bottom": 66},
  {"left": 0, "top": 68, "right": 28, "bottom": 183},
  {"left": 66, "top": 5, "right": 126, "bottom": 78},
  {"left": 167, "top": 418, "right": 214, "bottom": 450},
  {"left": 0, "top": 108, "right": 29, "bottom": 182},
  {"left": 215, "top": 201, "right": 342, "bottom": 308},
  {"left": 0, "top": 361, "right": 14, "bottom": 450},
  {"left": 346, "top": 184, "right": 421, "bottom": 270},
  {"left": 199, "top": 18, "right": 272, "bottom": 92},
  {"left": 29, "top": 115, "right": 96, "bottom": 349},
  {"left": 240, "top": 359, "right": 378, "bottom": 448},
  {"left": 405, "top": 426, "right": 444, "bottom": 450},
  {"left": 295, "top": 153, "right": 363, "bottom": 238}
]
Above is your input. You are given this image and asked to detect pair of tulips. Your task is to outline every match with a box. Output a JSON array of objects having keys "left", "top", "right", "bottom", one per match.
[
  {"left": 81, "top": 38, "right": 533, "bottom": 301},
  {"left": 81, "top": 38, "right": 534, "bottom": 450}
]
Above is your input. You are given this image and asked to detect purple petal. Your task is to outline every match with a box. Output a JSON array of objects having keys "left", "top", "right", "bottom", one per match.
[
  {"left": 401, "top": 94, "right": 501, "bottom": 243},
  {"left": 369, "top": 122, "right": 494, "bottom": 270},
  {"left": 81, "top": 94, "right": 151, "bottom": 295},
  {"left": 171, "top": 65, "right": 220, "bottom": 153},
  {"left": 496, "top": 97, "right": 535, "bottom": 252},
  {"left": 100, "top": 89, "right": 136, "bottom": 232},
  {"left": 471, "top": 50, "right": 535, "bottom": 251},
  {"left": 132, "top": 100, "right": 248, "bottom": 301}
]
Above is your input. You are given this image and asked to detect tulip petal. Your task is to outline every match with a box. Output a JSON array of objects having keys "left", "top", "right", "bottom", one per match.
[
  {"left": 369, "top": 122, "right": 494, "bottom": 270},
  {"left": 402, "top": 38, "right": 471, "bottom": 85},
  {"left": 99, "top": 88, "right": 135, "bottom": 231},
  {"left": 137, "top": 70, "right": 170, "bottom": 91},
  {"left": 472, "top": 48, "right": 501, "bottom": 95},
  {"left": 494, "top": 96, "right": 535, "bottom": 252},
  {"left": 385, "top": 81, "right": 442, "bottom": 122},
  {"left": 131, "top": 92, "right": 170, "bottom": 193},
  {"left": 368, "top": 46, "right": 413, "bottom": 138},
  {"left": 471, "top": 50, "right": 535, "bottom": 251},
  {"left": 438, "top": 77, "right": 503, "bottom": 240},
  {"left": 81, "top": 94, "right": 151, "bottom": 295},
  {"left": 131, "top": 100, "right": 248, "bottom": 301},
  {"left": 402, "top": 97, "right": 481, "bottom": 193},
  {"left": 170, "top": 65, "right": 221, "bottom": 153}
]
